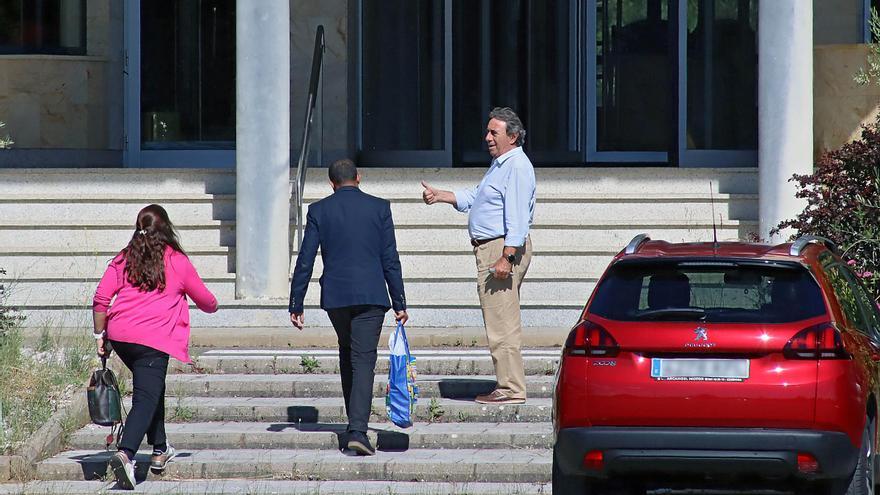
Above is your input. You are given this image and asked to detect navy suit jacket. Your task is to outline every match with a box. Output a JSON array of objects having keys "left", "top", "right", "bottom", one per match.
[{"left": 288, "top": 186, "right": 406, "bottom": 314}]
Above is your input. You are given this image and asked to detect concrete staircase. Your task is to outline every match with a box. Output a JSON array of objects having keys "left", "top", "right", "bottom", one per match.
[
  {"left": 0, "top": 166, "right": 759, "bottom": 493},
  {"left": 15, "top": 347, "right": 559, "bottom": 494},
  {"left": 0, "top": 167, "right": 758, "bottom": 332}
]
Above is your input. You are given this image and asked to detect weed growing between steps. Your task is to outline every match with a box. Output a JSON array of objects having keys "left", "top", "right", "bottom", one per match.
[
  {"left": 0, "top": 323, "right": 94, "bottom": 453},
  {"left": 300, "top": 355, "right": 320, "bottom": 373}
]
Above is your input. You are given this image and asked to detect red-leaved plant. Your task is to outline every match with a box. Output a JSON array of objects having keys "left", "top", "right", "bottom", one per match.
[{"left": 773, "top": 119, "right": 880, "bottom": 303}]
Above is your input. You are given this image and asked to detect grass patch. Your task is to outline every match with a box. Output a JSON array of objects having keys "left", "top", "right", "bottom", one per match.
[{"left": 0, "top": 325, "right": 95, "bottom": 454}]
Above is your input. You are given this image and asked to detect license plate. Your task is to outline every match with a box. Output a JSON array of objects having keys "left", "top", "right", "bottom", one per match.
[{"left": 650, "top": 358, "right": 749, "bottom": 382}]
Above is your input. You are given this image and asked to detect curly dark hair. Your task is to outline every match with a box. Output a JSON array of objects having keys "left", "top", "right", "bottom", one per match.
[{"left": 120, "top": 204, "right": 185, "bottom": 292}]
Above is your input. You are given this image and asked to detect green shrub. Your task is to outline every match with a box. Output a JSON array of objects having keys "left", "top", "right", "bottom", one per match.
[{"left": 774, "top": 119, "right": 880, "bottom": 302}]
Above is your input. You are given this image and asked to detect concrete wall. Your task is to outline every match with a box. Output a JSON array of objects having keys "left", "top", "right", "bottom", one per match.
[
  {"left": 815, "top": 0, "right": 864, "bottom": 45},
  {"left": 0, "top": 1, "right": 123, "bottom": 150},
  {"left": 814, "top": 44, "right": 880, "bottom": 158}
]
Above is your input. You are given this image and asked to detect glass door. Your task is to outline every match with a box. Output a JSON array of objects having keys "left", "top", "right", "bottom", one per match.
[
  {"left": 587, "top": 0, "right": 673, "bottom": 162},
  {"left": 357, "top": 0, "right": 452, "bottom": 166},
  {"left": 124, "top": 0, "right": 236, "bottom": 167},
  {"left": 452, "top": 0, "right": 582, "bottom": 165},
  {"left": 678, "top": 0, "right": 757, "bottom": 166}
]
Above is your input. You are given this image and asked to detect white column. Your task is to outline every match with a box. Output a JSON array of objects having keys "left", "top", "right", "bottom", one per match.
[
  {"left": 235, "top": 0, "right": 291, "bottom": 299},
  {"left": 758, "top": 0, "right": 813, "bottom": 242}
]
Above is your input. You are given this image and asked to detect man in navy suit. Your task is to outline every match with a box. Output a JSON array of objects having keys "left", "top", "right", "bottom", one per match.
[{"left": 289, "top": 159, "right": 408, "bottom": 456}]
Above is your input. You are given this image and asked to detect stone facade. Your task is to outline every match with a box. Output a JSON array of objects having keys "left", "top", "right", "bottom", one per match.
[
  {"left": 0, "top": 0, "right": 123, "bottom": 150},
  {"left": 814, "top": 44, "right": 880, "bottom": 158}
]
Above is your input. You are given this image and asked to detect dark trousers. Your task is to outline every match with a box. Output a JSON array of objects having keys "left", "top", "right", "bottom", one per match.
[
  {"left": 110, "top": 340, "right": 169, "bottom": 458},
  {"left": 326, "top": 305, "right": 386, "bottom": 433}
]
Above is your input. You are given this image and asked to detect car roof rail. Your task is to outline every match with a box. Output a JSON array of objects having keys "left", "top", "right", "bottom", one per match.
[
  {"left": 624, "top": 233, "right": 651, "bottom": 255},
  {"left": 789, "top": 235, "right": 839, "bottom": 257}
]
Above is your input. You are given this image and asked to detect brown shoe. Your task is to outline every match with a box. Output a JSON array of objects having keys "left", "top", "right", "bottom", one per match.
[{"left": 474, "top": 390, "right": 526, "bottom": 405}]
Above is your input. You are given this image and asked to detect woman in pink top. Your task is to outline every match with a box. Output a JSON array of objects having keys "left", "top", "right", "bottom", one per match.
[{"left": 92, "top": 204, "right": 217, "bottom": 490}]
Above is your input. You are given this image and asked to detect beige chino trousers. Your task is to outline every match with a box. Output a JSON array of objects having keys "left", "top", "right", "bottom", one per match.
[{"left": 473, "top": 236, "right": 532, "bottom": 399}]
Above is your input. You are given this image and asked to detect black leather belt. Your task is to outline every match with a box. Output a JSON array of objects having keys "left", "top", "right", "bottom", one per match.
[{"left": 470, "top": 236, "right": 503, "bottom": 247}]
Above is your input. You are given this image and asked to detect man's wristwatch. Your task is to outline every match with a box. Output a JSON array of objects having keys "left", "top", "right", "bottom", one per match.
[{"left": 505, "top": 253, "right": 516, "bottom": 265}]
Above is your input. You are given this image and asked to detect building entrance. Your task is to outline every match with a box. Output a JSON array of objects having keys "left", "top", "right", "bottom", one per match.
[{"left": 357, "top": 0, "right": 758, "bottom": 167}]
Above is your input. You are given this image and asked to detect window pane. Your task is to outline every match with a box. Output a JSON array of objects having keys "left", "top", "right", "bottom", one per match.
[
  {"left": 826, "top": 265, "right": 869, "bottom": 333},
  {"left": 362, "top": 0, "right": 445, "bottom": 151},
  {"left": 453, "top": 1, "right": 577, "bottom": 161},
  {"left": 0, "top": 0, "right": 85, "bottom": 55},
  {"left": 589, "top": 261, "right": 827, "bottom": 323},
  {"left": 597, "top": 0, "right": 671, "bottom": 151},
  {"left": 686, "top": 0, "right": 757, "bottom": 150},
  {"left": 141, "top": 0, "right": 236, "bottom": 146}
]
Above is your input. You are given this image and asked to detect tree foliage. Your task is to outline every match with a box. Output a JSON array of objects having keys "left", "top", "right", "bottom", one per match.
[{"left": 774, "top": 119, "right": 880, "bottom": 302}]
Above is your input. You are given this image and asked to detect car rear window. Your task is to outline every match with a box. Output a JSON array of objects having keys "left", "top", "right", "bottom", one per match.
[{"left": 588, "top": 259, "right": 828, "bottom": 323}]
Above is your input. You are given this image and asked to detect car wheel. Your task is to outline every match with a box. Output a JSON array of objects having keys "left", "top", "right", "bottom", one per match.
[
  {"left": 552, "top": 450, "right": 593, "bottom": 494},
  {"left": 846, "top": 419, "right": 877, "bottom": 495},
  {"left": 824, "top": 418, "right": 876, "bottom": 495}
]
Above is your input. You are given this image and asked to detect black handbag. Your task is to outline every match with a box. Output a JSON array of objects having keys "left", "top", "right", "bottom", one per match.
[{"left": 87, "top": 357, "right": 122, "bottom": 427}]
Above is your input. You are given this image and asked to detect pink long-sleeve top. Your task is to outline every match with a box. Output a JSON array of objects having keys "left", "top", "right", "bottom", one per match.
[{"left": 93, "top": 246, "right": 218, "bottom": 363}]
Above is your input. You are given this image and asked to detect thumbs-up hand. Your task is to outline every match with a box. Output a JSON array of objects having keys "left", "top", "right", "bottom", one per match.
[{"left": 421, "top": 180, "right": 438, "bottom": 205}]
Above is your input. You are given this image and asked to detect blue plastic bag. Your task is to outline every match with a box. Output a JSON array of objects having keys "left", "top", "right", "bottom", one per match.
[{"left": 386, "top": 321, "right": 418, "bottom": 428}]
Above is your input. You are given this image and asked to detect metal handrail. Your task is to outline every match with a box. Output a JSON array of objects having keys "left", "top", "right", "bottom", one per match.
[{"left": 293, "top": 25, "right": 325, "bottom": 249}]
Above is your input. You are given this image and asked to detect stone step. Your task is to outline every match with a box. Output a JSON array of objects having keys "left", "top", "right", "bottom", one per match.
[
  {"left": 0, "top": 219, "right": 756, "bottom": 251},
  {"left": 0, "top": 193, "right": 757, "bottom": 223},
  {"left": 0, "top": 247, "right": 235, "bottom": 278},
  {"left": 178, "top": 349, "right": 561, "bottom": 376},
  {"left": 69, "top": 421, "right": 554, "bottom": 451},
  {"left": 0, "top": 167, "right": 758, "bottom": 196},
  {"left": 0, "top": 249, "right": 612, "bottom": 279},
  {"left": 147, "top": 397, "right": 552, "bottom": 423},
  {"left": 3, "top": 276, "right": 595, "bottom": 307},
  {"left": 23, "top": 327, "right": 571, "bottom": 349},
  {"left": 18, "top": 304, "right": 583, "bottom": 328},
  {"left": 0, "top": 480, "right": 551, "bottom": 494},
  {"left": 36, "top": 448, "right": 551, "bottom": 483},
  {"left": 161, "top": 374, "right": 555, "bottom": 399}
]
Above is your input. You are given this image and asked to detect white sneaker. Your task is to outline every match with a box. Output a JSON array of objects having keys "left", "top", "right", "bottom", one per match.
[
  {"left": 109, "top": 451, "right": 136, "bottom": 490},
  {"left": 150, "top": 444, "right": 177, "bottom": 473}
]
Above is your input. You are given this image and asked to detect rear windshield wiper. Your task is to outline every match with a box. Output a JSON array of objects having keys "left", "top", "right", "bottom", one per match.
[{"left": 636, "top": 308, "right": 707, "bottom": 320}]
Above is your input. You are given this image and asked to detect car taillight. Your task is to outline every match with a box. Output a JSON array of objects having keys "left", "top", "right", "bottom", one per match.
[
  {"left": 797, "top": 453, "right": 820, "bottom": 474},
  {"left": 564, "top": 320, "right": 619, "bottom": 357},
  {"left": 783, "top": 323, "right": 849, "bottom": 360}
]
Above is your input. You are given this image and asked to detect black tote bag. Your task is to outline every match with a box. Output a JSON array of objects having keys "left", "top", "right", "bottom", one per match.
[{"left": 87, "top": 357, "right": 122, "bottom": 427}]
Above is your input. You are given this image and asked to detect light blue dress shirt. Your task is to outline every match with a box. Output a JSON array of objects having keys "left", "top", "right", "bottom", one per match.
[{"left": 453, "top": 147, "right": 536, "bottom": 247}]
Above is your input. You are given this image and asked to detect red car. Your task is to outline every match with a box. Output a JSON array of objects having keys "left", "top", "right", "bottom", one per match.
[{"left": 553, "top": 235, "right": 880, "bottom": 495}]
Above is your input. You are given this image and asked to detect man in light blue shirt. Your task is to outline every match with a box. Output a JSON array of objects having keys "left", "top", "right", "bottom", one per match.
[{"left": 421, "top": 107, "right": 535, "bottom": 405}]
